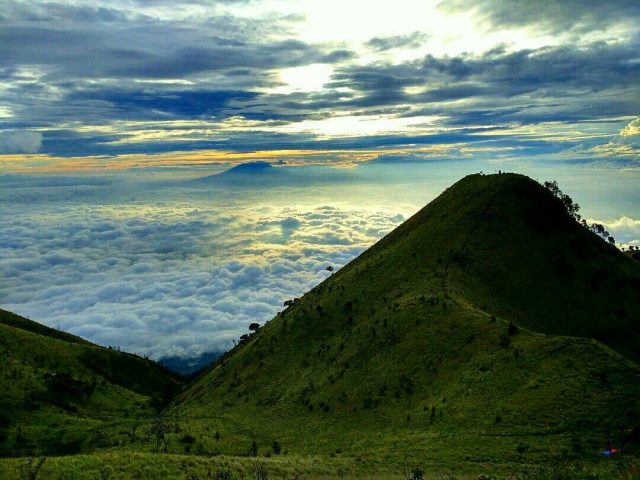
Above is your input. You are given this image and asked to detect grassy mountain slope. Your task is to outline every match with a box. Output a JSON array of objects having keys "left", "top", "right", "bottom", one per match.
[
  {"left": 336, "top": 173, "right": 639, "bottom": 358},
  {"left": 170, "top": 174, "right": 640, "bottom": 466},
  {"left": 0, "top": 308, "right": 90, "bottom": 345},
  {"left": 0, "top": 309, "right": 184, "bottom": 456},
  {"left": 436, "top": 175, "right": 639, "bottom": 357}
]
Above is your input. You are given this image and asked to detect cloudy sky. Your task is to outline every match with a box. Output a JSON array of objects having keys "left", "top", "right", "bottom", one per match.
[
  {"left": 1, "top": 0, "right": 639, "bottom": 360},
  {"left": 1, "top": 0, "right": 638, "bottom": 169}
]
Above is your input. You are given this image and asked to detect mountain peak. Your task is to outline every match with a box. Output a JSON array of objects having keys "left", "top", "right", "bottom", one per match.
[
  {"left": 189, "top": 161, "right": 278, "bottom": 185},
  {"left": 362, "top": 172, "right": 639, "bottom": 357},
  {"left": 225, "top": 161, "right": 274, "bottom": 173},
  {"left": 172, "top": 172, "right": 640, "bottom": 464}
]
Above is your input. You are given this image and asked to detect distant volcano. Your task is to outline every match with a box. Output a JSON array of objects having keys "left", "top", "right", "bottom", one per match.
[
  {"left": 189, "top": 161, "right": 281, "bottom": 186},
  {"left": 223, "top": 161, "right": 274, "bottom": 173}
]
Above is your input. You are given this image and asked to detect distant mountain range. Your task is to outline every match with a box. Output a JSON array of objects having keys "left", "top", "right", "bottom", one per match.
[{"left": 160, "top": 351, "right": 224, "bottom": 377}]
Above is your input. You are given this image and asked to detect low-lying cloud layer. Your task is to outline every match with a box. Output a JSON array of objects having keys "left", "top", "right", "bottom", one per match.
[{"left": 0, "top": 177, "right": 406, "bottom": 358}]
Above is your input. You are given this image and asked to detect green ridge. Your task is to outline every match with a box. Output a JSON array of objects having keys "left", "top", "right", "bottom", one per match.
[
  {"left": 170, "top": 173, "right": 640, "bottom": 465},
  {"left": 0, "top": 310, "right": 184, "bottom": 456},
  {"left": 1, "top": 308, "right": 91, "bottom": 346}
]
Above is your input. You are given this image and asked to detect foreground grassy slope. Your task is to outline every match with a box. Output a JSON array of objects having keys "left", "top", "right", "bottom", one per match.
[
  {"left": 171, "top": 174, "right": 640, "bottom": 465},
  {"left": 0, "top": 451, "right": 638, "bottom": 480},
  {"left": 0, "top": 309, "right": 184, "bottom": 456}
]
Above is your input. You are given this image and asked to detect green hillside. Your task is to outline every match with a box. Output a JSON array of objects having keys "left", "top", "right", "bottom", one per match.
[
  {"left": 169, "top": 173, "right": 640, "bottom": 468},
  {"left": 0, "top": 308, "right": 184, "bottom": 457},
  {"left": 0, "top": 308, "right": 91, "bottom": 346},
  {"left": 1, "top": 173, "right": 638, "bottom": 478}
]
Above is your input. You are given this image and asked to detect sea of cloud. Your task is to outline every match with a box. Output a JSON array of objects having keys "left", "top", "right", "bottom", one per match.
[{"left": 0, "top": 176, "right": 409, "bottom": 359}]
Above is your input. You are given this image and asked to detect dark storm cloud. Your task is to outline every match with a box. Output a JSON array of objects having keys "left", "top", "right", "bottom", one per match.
[
  {"left": 0, "top": 2, "right": 132, "bottom": 23},
  {"left": 0, "top": 3, "right": 347, "bottom": 108},
  {"left": 440, "top": 0, "right": 640, "bottom": 33},
  {"left": 38, "top": 130, "right": 126, "bottom": 157},
  {"left": 33, "top": 127, "right": 502, "bottom": 158},
  {"left": 301, "top": 40, "right": 639, "bottom": 161},
  {"left": 0, "top": 1, "right": 359, "bottom": 155},
  {"left": 27, "top": 111, "right": 614, "bottom": 159},
  {"left": 236, "top": 39, "right": 638, "bottom": 135}
]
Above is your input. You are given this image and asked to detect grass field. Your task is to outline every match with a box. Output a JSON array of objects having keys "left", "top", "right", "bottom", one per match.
[{"left": 0, "top": 451, "right": 638, "bottom": 479}]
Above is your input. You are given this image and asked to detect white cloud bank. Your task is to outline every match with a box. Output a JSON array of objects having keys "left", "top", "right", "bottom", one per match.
[{"left": 0, "top": 181, "right": 405, "bottom": 359}]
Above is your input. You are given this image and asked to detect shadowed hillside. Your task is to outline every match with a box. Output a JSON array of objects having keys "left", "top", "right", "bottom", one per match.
[
  {"left": 364, "top": 173, "right": 640, "bottom": 359},
  {"left": 170, "top": 173, "right": 640, "bottom": 465},
  {"left": 0, "top": 309, "right": 184, "bottom": 456}
]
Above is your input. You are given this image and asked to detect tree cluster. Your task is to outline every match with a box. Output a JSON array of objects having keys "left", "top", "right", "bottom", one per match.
[{"left": 543, "top": 180, "right": 615, "bottom": 245}]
